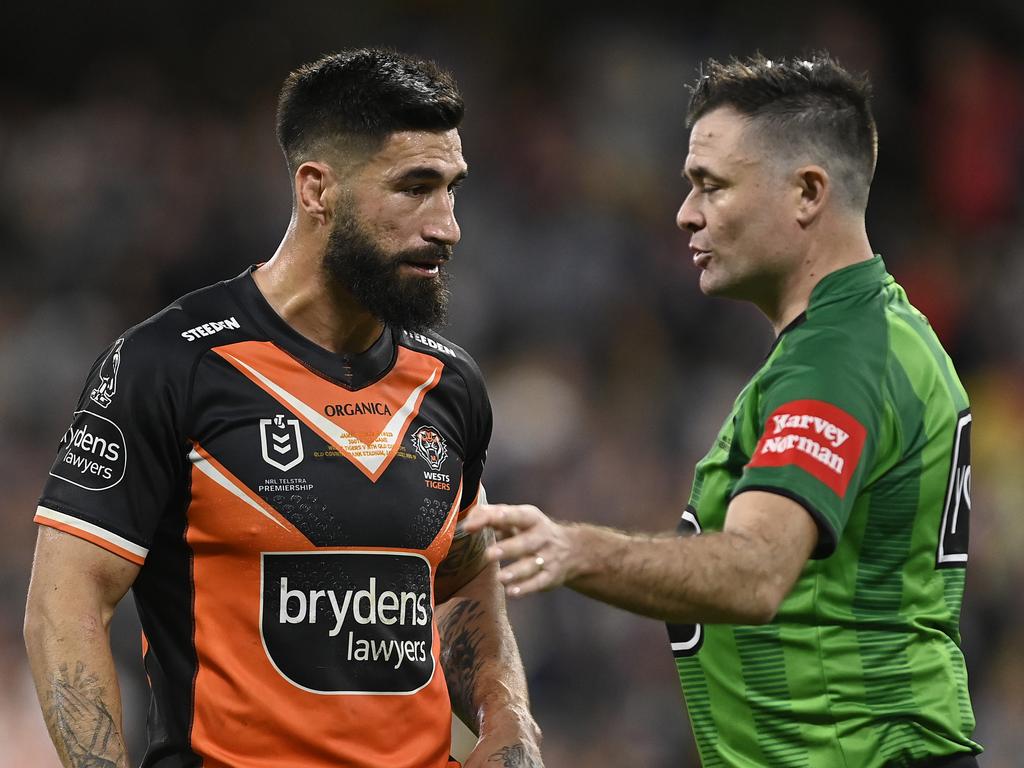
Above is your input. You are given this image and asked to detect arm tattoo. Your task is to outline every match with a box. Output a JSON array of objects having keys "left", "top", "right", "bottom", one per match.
[
  {"left": 44, "top": 662, "right": 127, "bottom": 768},
  {"left": 488, "top": 743, "right": 541, "bottom": 767},
  {"left": 438, "top": 598, "right": 485, "bottom": 730},
  {"left": 436, "top": 527, "right": 490, "bottom": 581}
]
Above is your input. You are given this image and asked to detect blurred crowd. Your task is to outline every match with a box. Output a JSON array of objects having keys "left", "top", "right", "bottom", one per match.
[{"left": 2, "top": 3, "right": 1023, "bottom": 766}]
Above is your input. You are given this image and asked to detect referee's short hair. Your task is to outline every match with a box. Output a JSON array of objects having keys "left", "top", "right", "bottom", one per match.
[
  {"left": 276, "top": 48, "right": 464, "bottom": 176},
  {"left": 687, "top": 53, "right": 878, "bottom": 211}
]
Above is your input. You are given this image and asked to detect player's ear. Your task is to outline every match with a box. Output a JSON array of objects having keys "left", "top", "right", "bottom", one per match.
[
  {"left": 295, "top": 162, "right": 333, "bottom": 226},
  {"left": 794, "top": 165, "right": 829, "bottom": 227}
]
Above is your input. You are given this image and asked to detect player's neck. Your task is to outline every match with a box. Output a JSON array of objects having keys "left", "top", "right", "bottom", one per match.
[
  {"left": 252, "top": 237, "right": 385, "bottom": 356},
  {"left": 763, "top": 222, "right": 874, "bottom": 335}
]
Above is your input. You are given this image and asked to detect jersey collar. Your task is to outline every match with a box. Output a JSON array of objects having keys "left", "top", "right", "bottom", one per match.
[
  {"left": 807, "top": 255, "right": 892, "bottom": 310},
  {"left": 767, "top": 256, "right": 890, "bottom": 357},
  {"left": 230, "top": 266, "right": 397, "bottom": 390}
]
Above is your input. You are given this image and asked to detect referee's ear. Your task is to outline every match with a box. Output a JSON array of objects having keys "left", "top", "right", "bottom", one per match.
[{"left": 794, "top": 164, "right": 830, "bottom": 228}]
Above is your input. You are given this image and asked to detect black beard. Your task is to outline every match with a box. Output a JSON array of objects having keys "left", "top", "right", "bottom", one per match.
[{"left": 322, "top": 213, "right": 451, "bottom": 332}]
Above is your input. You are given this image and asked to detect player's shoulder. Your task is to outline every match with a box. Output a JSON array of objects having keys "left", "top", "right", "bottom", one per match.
[
  {"left": 105, "top": 271, "right": 254, "bottom": 380},
  {"left": 399, "top": 328, "right": 483, "bottom": 376}
]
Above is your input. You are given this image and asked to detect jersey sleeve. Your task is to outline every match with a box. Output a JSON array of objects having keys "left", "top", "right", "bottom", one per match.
[
  {"left": 35, "top": 329, "right": 191, "bottom": 564},
  {"left": 456, "top": 356, "right": 493, "bottom": 517},
  {"left": 731, "top": 331, "right": 883, "bottom": 558}
]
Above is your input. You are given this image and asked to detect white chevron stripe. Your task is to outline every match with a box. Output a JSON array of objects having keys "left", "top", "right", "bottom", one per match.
[
  {"left": 223, "top": 353, "right": 438, "bottom": 476},
  {"left": 189, "top": 449, "right": 288, "bottom": 530},
  {"left": 35, "top": 505, "right": 149, "bottom": 559}
]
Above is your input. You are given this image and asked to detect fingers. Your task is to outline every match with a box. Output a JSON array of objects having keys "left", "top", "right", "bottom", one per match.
[
  {"left": 503, "top": 566, "right": 558, "bottom": 597},
  {"left": 462, "top": 503, "right": 543, "bottom": 535},
  {"left": 486, "top": 528, "right": 548, "bottom": 563},
  {"left": 495, "top": 550, "right": 549, "bottom": 585}
]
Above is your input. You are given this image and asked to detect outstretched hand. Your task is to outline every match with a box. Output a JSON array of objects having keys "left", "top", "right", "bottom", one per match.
[{"left": 461, "top": 503, "right": 576, "bottom": 597}]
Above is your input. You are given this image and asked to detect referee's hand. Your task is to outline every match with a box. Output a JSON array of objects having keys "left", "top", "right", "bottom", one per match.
[{"left": 461, "top": 503, "right": 576, "bottom": 597}]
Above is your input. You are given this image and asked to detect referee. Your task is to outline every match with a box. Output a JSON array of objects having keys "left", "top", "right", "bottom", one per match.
[{"left": 466, "top": 53, "right": 980, "bottom": 768}]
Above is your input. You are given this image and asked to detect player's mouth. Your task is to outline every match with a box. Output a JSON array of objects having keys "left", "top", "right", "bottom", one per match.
[{"left": 400, "top": 259, "right": 444, "bottom": 277}]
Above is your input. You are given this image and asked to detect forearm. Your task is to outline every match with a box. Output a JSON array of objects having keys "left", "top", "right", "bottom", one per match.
[
  {"left": 25, "top": 602, "right": 129, "bottom": 768},
  {"left": 565, "top": 524, "right": 783, "bottom": 624},
  {"left": 437, "top": 562, "right": 534, "bottom": 735}
]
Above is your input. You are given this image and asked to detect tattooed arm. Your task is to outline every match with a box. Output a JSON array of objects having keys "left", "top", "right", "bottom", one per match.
[
  {"left": 435, "top": 525, "right": 543, "bottom": 768},
  {"left": 24, "top": 527, "right": 139, "bottom": 768}
]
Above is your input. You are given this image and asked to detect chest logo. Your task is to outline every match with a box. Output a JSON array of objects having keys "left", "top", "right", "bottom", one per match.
[
  {"left": 260, "top": 414, "right": 304, "bottom": 472},
  {"left": 411, "top": 425, "right": 448, "bottom": 471}
]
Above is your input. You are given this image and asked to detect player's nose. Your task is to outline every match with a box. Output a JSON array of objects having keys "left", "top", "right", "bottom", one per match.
[{"left": 423, "top": 192, "right": 461, "bottom": 246}]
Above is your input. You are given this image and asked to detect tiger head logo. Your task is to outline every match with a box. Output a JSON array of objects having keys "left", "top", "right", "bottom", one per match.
[{"left": 411, "top": 425, "right": 448, "bottom": 471}]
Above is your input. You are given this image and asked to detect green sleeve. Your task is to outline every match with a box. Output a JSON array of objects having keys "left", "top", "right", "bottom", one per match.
[{"left": 732, "top": 327, "right": 886, "bottom": 557}]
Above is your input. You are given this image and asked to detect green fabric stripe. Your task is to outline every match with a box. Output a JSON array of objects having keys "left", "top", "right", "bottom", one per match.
[
  {"left": 852, "top": 355, "right": 923, "bottom": 762},
  {"left": 943, "top": 569, "right": 974, "bottom": 730},
  {"left": 734, "top": 626, "right": 809, "bottom": 767},
  {"left": 676, "top": 659, "right": 724, "bottom": 767},
  {"left": 888, "top": 285, "right": 967, "bottom": 408}
]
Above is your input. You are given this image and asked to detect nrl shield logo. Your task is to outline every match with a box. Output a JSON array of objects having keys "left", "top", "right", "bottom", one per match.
[
  {"left": 411, "top": 425, "right": 448, "bottom": 471},
  {"left": 89, "top": 338, "right": 124, "bottom": 409},
  {"left": 260, "top": 414, "right": 304, "bottom": 472}
]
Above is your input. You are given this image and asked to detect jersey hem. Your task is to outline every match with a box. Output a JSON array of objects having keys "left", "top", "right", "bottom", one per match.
[{"left": 729, "top": 485, "right": 837, "bottom": 558}]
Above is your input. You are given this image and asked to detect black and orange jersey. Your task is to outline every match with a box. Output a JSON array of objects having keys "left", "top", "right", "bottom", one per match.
[{"left": 36, "top": 267, "right": 491, "bottom": 768}]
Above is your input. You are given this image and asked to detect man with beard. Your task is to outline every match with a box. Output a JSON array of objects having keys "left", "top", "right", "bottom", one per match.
[{"left": 24, "top": 49, "right": 542, "bottom": 768}]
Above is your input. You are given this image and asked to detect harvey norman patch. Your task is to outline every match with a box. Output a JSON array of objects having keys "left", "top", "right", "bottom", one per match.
[
  {"left": 260, "top": 551, "right": 434, "bottom": 695},
  {"left": 748, "top": 399, "right": 867, "bottom": 497}
]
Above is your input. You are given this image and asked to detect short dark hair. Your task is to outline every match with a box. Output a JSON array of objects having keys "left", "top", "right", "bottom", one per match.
[
  {"left": 687, "top": 53, "right": 877, "bottom": 209},
  {"left": 276, "top": 48, "right": 464, "bottom": 175}
]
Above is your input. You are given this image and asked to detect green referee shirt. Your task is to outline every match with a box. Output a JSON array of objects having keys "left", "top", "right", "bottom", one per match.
[{"left": 667, "top": 256, "right": 980, "bottom": 767}]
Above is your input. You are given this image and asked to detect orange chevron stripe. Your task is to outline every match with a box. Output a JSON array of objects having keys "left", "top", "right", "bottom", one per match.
[
  {"left": 190, "top": 442, "right": 302, "bottom": 536},
  {"left": 212, "top": 341, "right": 444, "bottom": 482}
]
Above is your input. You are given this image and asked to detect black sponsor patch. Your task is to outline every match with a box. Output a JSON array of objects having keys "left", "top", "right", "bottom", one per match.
[
  {"left": 49, "top": 410, "right": 127, "bottom": 491},
  {"left": 261, "top": 551, "right": 434, "bottom": 694},
  {"left": 937, "top": 410, "right": 971, "bottom": 568},
  {"left": 666, "top": 506, "right": 704, "bottom": 659}
]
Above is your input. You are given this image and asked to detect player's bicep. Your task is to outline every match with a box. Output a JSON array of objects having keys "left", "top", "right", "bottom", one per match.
[
  {"left": 435, "top": 526, "right": 495, "bottom": 603},
  {"left": 27, "top": 526, "right": 140, "bottom": 619},
  {"left": 724, "top": 490, "right": 818, "bottom": 609}
]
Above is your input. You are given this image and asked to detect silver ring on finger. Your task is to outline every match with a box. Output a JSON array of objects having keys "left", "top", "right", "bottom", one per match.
[{"left": 534, "top": 555, "right": 545, "bottom": 569}]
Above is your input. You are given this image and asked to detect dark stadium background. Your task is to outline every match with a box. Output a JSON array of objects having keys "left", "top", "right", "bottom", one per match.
[{"left": 2, "top": 2, "right": 1022, "bottom": 765}]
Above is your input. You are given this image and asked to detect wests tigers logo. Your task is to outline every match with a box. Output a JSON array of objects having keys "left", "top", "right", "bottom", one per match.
[{"left": 411, "top": 425, "right": 448, "bottom": 471}]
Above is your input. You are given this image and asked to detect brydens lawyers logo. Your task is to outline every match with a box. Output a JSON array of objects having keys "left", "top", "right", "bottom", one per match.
[
  {"left": 748, "top": 399, "right": 867, "bottom": 497},
  {"left": 411, "top": 425, "right": 448, "bottom": 471},
  {"left": 89, "top": 338, "right": 124, "bottom": 409},
  {"left": 50, "top": 410, "right": 127, "bottom": 492},
  {"left": 260, "top": 414, "right": 304, "bottom": 472},
  {"left": 261, "top": 551, "right": 434, "bottom": 695}
]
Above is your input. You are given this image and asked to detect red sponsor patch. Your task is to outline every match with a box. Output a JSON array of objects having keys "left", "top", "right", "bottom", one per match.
[{"left": 748, "top": 399, "right": 867, "bottom": 498}]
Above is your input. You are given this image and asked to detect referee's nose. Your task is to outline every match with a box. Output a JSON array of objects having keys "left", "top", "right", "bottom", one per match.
[{"left": 676, "top": 189, "right": 704, "bottom": 233}]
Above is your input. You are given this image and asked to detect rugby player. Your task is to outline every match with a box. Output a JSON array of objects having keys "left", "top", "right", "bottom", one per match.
[{"left": 25, "top": 49, "right": 541, "bottom": 768}]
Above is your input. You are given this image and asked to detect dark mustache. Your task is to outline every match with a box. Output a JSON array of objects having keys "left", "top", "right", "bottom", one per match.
[{"left": 396, "top": 243, "right": 453, "bottom": 263}]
